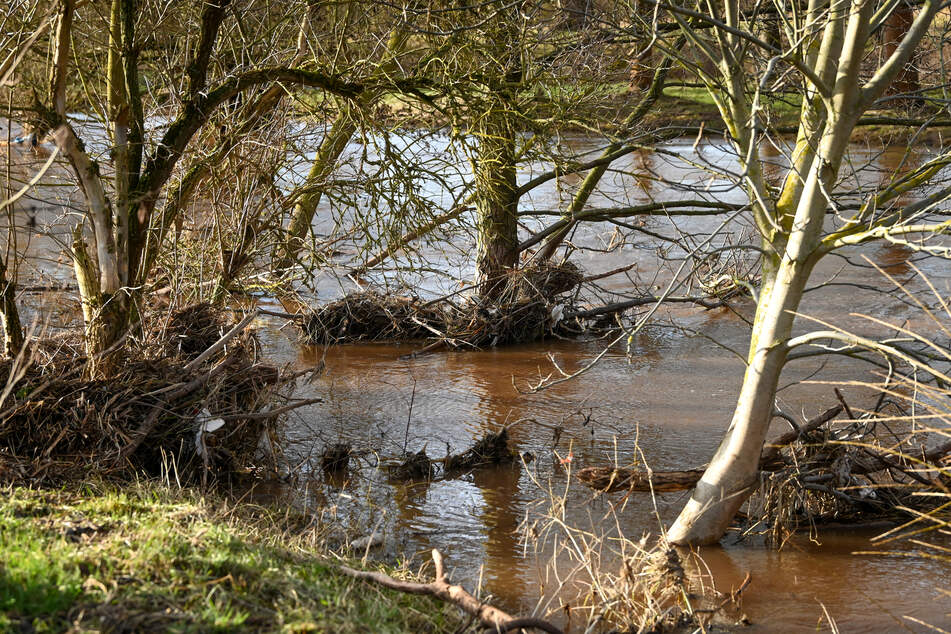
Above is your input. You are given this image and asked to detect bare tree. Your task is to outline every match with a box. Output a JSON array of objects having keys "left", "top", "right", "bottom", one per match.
[
  {"left": 647, "top": 0, "right": 950, "bottom": 545},
  {"left": 24, "top": 0, "right": 366, "bottom": 366}
]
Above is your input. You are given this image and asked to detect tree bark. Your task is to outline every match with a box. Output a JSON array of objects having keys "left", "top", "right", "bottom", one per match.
[
  {"left": 276, "top": 112, "right": 356, "bottom": 271},
  {"left": 474, "top": 109, "right": 518, "bottom": 300},
  {"left": 882, "top": 3, "right": 919, "bottom": 99},
  {"left": 0, "top": 257, "right": 23, "bottom": 357},
  {"left": 665, "top": 0, "right": 921, "bottom": 544},
  {"left": 275, "top": 25, "right": 408, "bottom": 272}
]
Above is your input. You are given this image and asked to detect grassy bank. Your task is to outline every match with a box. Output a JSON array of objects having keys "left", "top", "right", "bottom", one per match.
[{"left": 0, "top": 483, "right": 464, "bottom": 633}]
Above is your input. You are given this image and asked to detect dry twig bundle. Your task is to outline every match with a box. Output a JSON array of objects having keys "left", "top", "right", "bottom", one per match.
[
  {"left": 301, "top": 262, "right": 582, "bottom": 349},
  {"left": 0, "top": 305, "right": 291, "bottom": 485}
]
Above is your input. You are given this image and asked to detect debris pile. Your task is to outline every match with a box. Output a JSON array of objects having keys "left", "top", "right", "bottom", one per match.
[
  {"left": 301, "top": 262, "right": 582, "bottom": 348},
  {"left": 0, "top": 304, "right": 290, "bottom": 485}
]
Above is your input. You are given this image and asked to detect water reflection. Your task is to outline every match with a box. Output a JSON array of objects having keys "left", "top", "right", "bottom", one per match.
[{"left": 7, "top": 120, "right": 951, "bottom": 629}]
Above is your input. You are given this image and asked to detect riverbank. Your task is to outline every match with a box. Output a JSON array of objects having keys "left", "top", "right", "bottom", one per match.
[
  {"left": 0, "top": 482, "right": 465, "bottom": 632},
  {"left": 368, "top": 82, "right": 950, "bottom": 143}
]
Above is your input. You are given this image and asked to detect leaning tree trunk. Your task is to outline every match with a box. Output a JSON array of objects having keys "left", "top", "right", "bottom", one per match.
[
  {"left": 667, "top": 114, "right": 850, "bottom": 544},
  {"left": 474, "top": 110, "right": 518, "bottom": 300},
  {"left": 665, "top": 0, "right": 941, "bottom": 545},
  {"left": 276, "top": 111, "right": 356, "bottom": 271},
  {"left": 275, "top": 25, "right": 407, "bottom": 273}
]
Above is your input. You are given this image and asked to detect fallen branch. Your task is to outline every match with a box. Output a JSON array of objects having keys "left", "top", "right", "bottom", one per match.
[
  {"left": 565, "top": 293, "right": 735, "bottom": 320},
  {"left": 759, "top": 405, "right": 843, "bottom": 466},
  {"left": 216, "top": 397, "right": 323, "bottom": 421},
  {"left": 338, "top": 549, "right": 563, "bottom": 634}
]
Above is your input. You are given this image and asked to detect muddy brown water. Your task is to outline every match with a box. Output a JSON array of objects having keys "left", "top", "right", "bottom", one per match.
[
  {"left": 5, "top": 125, "right": 951, "bottom": 630},
  {"left": 259, "top": 138, "right": 950, "bottom": 631},
  {"left": 257, "top": 309, "right": 949, "bottom": 632}
]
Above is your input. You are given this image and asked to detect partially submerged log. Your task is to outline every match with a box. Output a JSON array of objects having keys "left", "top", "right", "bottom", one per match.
[
  {"left": 320, "top": 443, "right": 351, "bottom": 474},
  {"left": 577, "top": 468, "right": 706, "bottom": 492},
  {"left": 384, "top": 449, "right": 434, "bottom": 481},
  {"left": 577, "top": 406, "right": 844, "bottom": 494}
]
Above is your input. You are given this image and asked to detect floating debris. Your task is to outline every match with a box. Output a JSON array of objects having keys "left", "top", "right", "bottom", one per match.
[
  {"left": 384, "top": 449, "right": 434, "bottom": 481},
  {"left": 445, "top": 429, "right": 516, "bottom": 473},
  {"left": 320, "top": 443, "right": 352, "bottom": 474}
]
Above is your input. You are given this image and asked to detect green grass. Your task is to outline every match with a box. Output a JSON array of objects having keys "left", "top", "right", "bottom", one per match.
[
  {"left": 0, "top": 484, "right": 464, "bottom": 633},
  {"left": 659, "top": 85, "right": 803, "bottom": 123}
]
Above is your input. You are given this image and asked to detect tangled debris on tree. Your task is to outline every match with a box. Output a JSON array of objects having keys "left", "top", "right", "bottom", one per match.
[
  {"left": 748, "top": 412, "right": 951, "bottom": 545},
  {"left": 153, "top": 302, "right": 233, "bottom": 360},
  {"left": 302, "top": 292, "right": 444, "bottom": 344},
  {"left": 300, "top": 262, "right": 583, "bottom": 348},
  {"left": 0, "top": 305, "right": 303, "bottom": 485}
]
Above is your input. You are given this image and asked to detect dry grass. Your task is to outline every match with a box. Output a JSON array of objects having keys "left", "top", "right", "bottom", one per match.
[{"left": 519, "top": 468, "right": 749, "bottom": 633}]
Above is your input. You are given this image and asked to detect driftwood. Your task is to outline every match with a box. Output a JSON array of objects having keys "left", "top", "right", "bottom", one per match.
[
  {"left": 577, "top": 406, "right": 844, "bottom": 493},
  {"left": 338, "top": 549, "right": 563, "bottom": 634},
  {"left": 320, "top": 443, "right": 351, "bottom": 474},
  {"left": 384, "top": 449, "right": 435, "bottom": 480}
]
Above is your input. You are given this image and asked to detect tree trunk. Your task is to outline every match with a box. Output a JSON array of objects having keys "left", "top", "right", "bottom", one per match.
[
  {"left": 474, "top": 111, "right": 518, "bottom": 300},
  {"left": 666, "top": 264, "right": 808, "bottom": 544},
  {"left": 0, "top": 257, "right": 23, "bottom": 357},
  {"left": 630, "top": 46, "right": 653, "bottom": 91},
  {"left": 276, "top": 111, "right": 356, "bottom": 271},
  {"left": 668, "top": 114, "right": 851, "bottom": 543},
  {"left": 882, "top": 4, "right": 919, "bottom": 99},
  {"left": 276, "top": 25, "right": 407, "bottom": 273}
]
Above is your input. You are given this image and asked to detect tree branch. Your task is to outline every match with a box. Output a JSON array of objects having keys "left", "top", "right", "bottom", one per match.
[{"left": 338, "top": 549, "right": 563, "bottom": 634}]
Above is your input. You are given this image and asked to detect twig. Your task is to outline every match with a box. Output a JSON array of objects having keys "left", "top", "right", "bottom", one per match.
[
  {"left": 184, "top": 309, "right": 258, "bottom": 371},
  {"left": 337, "top": 549, "right": 563, "bottom": 634},
  {"left": 834, "top": 388, "right": 856, "bottom": 420}
]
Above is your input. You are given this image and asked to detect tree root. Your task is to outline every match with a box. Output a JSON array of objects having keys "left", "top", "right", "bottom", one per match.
[{"left": 337, "top": 549, "right": 563, "bottom": 634}]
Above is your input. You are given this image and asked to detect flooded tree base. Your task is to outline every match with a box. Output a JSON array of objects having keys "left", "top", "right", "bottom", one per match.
[
  {"left": 0, "top": 305, "right": 296, "bottom": 486},
  {"left": 301, "top": 263, "right": 585, "bottom": 348}
]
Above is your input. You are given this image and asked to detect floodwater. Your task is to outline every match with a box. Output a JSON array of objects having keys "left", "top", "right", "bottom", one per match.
[{"left": 5, "top": 123, "right": 951, "bottom": 631}]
